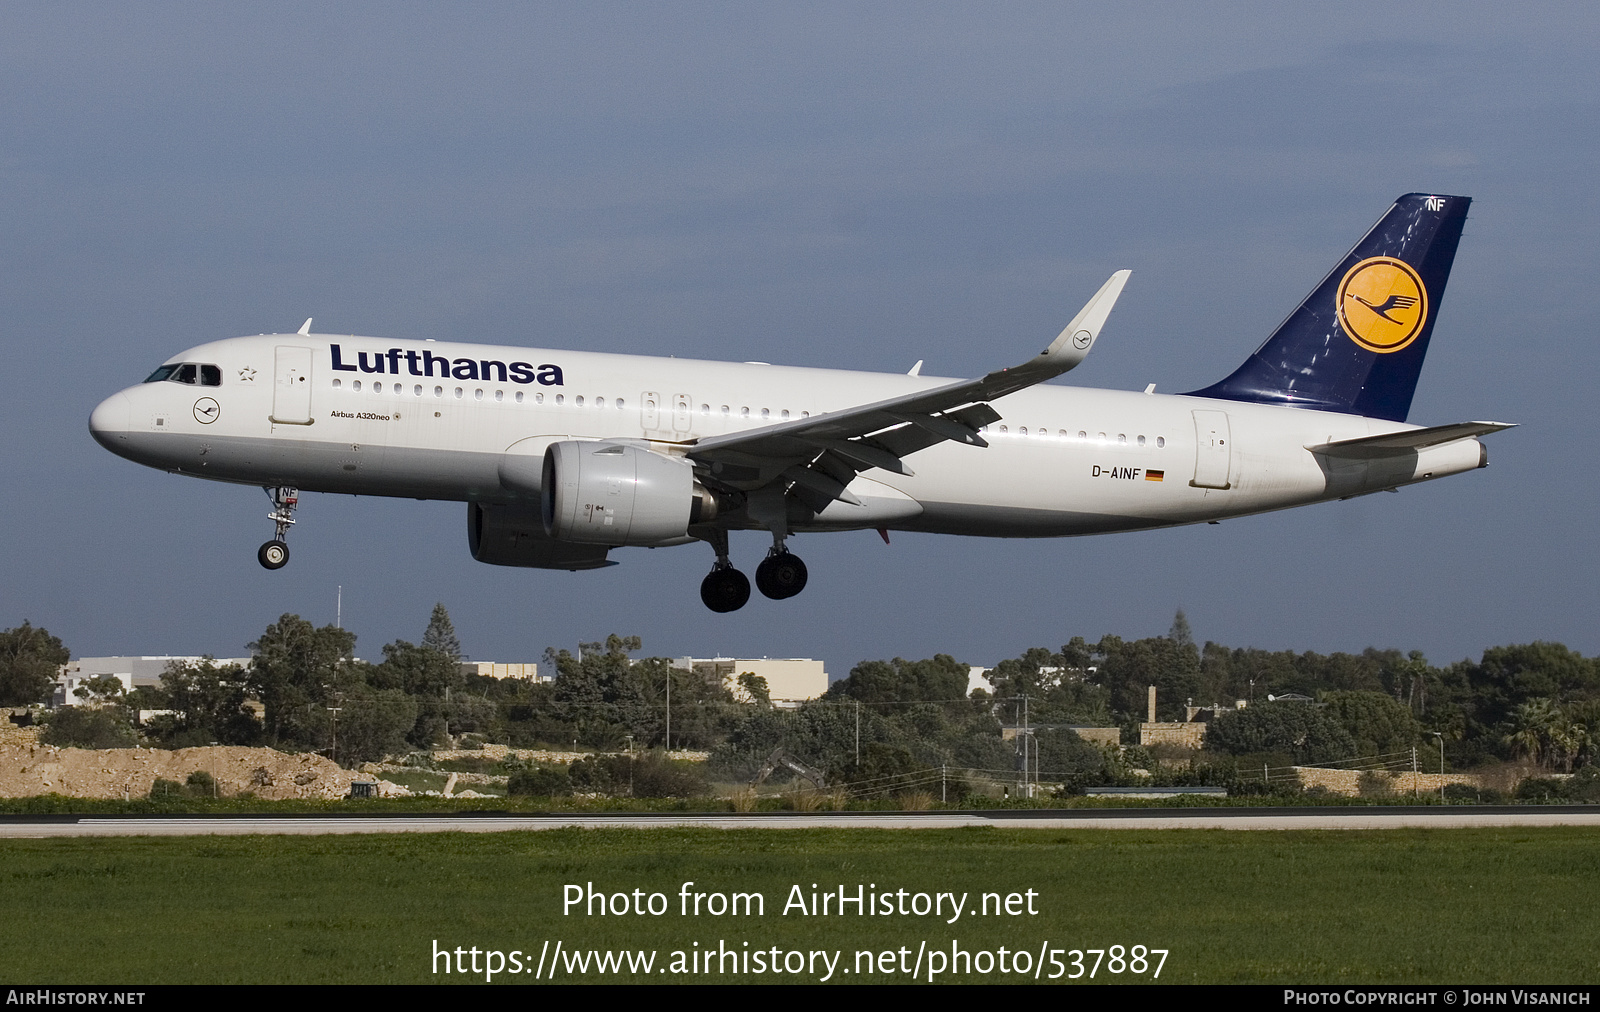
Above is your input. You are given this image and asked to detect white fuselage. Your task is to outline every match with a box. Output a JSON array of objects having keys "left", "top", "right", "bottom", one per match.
[{"left": 89, "top": 333, "right": 1487, "bottom": 540}]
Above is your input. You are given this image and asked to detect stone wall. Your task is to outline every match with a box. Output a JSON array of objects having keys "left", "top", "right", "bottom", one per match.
[
  {"left": 1293, "top": 766, "right": 1491, "bottom": 797},
  {"left": 1139, "top": 722, "right": 1206, "bottom": 749}
]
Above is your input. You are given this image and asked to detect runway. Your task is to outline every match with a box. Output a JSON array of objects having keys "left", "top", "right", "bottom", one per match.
[{"left": 2, "top": 806, "right": 1599, "bottom": 837}]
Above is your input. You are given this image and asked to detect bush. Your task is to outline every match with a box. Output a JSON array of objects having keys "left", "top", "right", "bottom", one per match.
[
  {"left": 149, "top": 778, "right": 185, "bottom": 798},
  {"left": 565, "top": 752, "right": 708, "bottom": 798},
  {"left": 186, "top": 771, "right": 217, "bottom": 796},
  {"left": 627, "top": 752, "right": 709, "bottom": 798},
  {"left": 507, "top": 767, "right": 572, "bottom": 797},
  {"left": 1515, "top": 777, "right": 1566, "bottom": 801},
  {"left": 39, "top": 706, "right": 136, "bottom": 749}
]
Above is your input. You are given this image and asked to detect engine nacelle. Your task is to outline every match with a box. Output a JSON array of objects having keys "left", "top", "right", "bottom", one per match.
[
  {"left": 468, "top": 502, "right": 613, "bottom": 570},
  {"left": 541, "top": 441, "right": 717, "bottom": 546}
]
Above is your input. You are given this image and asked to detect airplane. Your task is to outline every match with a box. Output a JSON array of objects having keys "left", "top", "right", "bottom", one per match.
[{"left": 90, "top": 193, "right": 1512, "bottom": 613}]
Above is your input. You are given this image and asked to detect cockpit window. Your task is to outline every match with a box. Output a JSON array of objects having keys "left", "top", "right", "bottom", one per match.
[{"left": 144, "top": 362, "right": 222, "bottom": 386}]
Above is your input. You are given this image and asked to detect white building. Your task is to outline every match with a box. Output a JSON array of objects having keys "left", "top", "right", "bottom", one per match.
[
  {"left": 672, "top": 657, "right": 828, "bottom": 707},
  {"left": 53, "top": 655, "right": 253, "bottom": 707},
  {"left": 459, "top": 661, "right": 550, "bottom": 683}
]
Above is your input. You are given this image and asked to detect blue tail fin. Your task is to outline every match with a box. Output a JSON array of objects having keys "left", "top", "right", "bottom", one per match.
[{"left": 1187, "top": 193, "right": 1470, "bottom": 422}]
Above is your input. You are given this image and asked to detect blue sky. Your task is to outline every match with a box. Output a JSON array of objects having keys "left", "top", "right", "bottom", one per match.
[{"left": 3, "top": 3, "right": 1596, "bottom": 679}]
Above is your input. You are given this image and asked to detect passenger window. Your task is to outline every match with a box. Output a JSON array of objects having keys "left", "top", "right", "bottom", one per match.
[{"left": 200, "top": 365, "right": 222, "bottom": 386}]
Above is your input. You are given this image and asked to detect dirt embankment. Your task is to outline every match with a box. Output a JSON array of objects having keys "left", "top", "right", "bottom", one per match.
[{"left": 0, "top": 744, "right": 364, "bottom": 800}]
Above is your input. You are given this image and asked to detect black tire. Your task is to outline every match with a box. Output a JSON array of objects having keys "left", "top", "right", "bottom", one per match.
[
  {"left": 755, "top": 552, "right": 808, "bottom": 600},
  {"left": 700, "top": 567, "right": 751, "bottom": 612},
  {"left": 258, "top": 539, "right": 290, "bottom": 570}
]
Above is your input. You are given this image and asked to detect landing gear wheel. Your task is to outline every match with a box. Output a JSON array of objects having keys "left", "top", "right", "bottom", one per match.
[
  {"left": 258, "top": 539, "right": 290, "bottom": 570},
  {"left": 755, "top": 551, "right": 808, "bottom": 600},
  {"left": 700, "top": 567, "right": 751, "bottom": 613}
]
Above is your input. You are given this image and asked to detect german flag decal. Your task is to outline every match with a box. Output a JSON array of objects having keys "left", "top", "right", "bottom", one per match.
[{"left": 1146, "top": 470, "right": 1165, "bottom": 482}]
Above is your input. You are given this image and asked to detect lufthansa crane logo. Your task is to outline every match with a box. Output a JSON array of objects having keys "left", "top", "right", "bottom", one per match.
[{"left": 1336, "top": 257, "right": 1429, "bottom": 354}]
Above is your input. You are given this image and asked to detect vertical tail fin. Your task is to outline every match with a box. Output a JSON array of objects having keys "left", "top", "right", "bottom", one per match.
[{"left": 1187, "top": 193, "right": 1470, "bottom": 422}]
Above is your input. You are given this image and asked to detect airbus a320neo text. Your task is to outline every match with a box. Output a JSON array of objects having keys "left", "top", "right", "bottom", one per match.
[{"left": 91, "top": 194, "right": 1511, "bottom": 612}]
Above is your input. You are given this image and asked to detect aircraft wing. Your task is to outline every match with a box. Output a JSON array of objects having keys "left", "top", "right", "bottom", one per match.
[{"left": 686, "top": 270, "right": 1130, "bottom": 509}]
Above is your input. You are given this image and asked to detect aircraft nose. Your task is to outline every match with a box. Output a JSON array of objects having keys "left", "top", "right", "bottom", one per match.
[{"left": 89, "top": 391, "right": 132, "bottom": 449}]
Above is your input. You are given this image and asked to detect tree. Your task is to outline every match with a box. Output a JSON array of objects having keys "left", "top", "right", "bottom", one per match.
[
  {"left": 73, "top": 674, "right": 127, "bottom": 705},
  {"left": 1205, "top": 702, "right": 1356, "bottom": 764},
  {"left": 370, "top": 640, "right": 464, "bottom": 748},
  {"left": 0, "top": 621, "right": 69, "bottom": 706},
  {"left": 737, "top": 672, "right": 772, "bottom": 708},
  {"left": 824, "top": 655, "right": 969, "bottom": 704},
  {"left": 422, "top": 603, "right": 462, "bottom": 661},
  {"left": 1168, "top": 609, "right": 1194, "bottom": 649},
  {"left": 1322, "top": 691, "right": 1421, "bottom": 757},
  {"left": 330, "top": 687, "right": 419, "bottom": 765},
  {"left": 143, "top": 659, "right": 261, "bottom": 748},
  {"left": 246, "top": 615, "right": 358, "bottom": 747}
]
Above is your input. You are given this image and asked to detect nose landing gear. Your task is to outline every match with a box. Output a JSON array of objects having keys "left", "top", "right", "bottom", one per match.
[{"left": 258, "top": 486, "right": 298, "bottom": 571}]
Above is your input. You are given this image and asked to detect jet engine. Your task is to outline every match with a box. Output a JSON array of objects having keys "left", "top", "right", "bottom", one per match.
[
  {"left": 468, "top": 502, "right": 614, "bottom": 570},
  {"left": 541, "top": 441, "right": 720, "bottom": 546}
]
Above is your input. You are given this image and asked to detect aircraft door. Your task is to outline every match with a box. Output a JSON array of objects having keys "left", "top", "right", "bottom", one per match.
[
  {"left": 272, "top": 346, "right": 315, "bottom": 425},
  {"left": 1190, "top": 409, "right": 1232, "bottom": 489},
  {"left": 641, "top": 391, "right": 661, "bottom": 431},
  {"left": 672, "top": 393, "right": 692, "bottom": 434}
]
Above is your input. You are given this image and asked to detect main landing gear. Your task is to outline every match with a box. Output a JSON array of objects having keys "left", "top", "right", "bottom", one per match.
[
  {"left": 698, "top": 530, "right": 809, "bottom": 613},
  {"left": 755, "top": 548, "right": 808, "bottom": 600},
  {"left": 258, "top": 486, "right": 298, "bottom": 571}
]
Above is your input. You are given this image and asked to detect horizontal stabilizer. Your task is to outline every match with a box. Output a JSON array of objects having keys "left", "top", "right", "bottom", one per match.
[{"left": 1308, "top": 421, "right": 1515, "bottom": 458}]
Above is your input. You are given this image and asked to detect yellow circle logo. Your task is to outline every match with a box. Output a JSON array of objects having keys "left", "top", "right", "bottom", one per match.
[{"left": 1336, "top": 257, "right": 1428, "bottom": 353}]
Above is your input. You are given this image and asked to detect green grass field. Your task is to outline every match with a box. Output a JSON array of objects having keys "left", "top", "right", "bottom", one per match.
[{"left": 4, "top": 827, "right": 1597, "bottom": 984}]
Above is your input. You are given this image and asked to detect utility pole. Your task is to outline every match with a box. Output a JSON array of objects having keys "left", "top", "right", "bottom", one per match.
[
  {"left": 855, "top": 701, "right": 860, "bottom": 765},
  {"left": 1430, "top": 731, "right": 1446, "bottom": 803},
  {"left": 664, "top": 668, "right": 671, "bottom": 751}
]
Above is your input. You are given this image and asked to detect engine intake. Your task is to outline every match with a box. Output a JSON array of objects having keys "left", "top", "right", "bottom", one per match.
[{"left": 541, "top": 441, "right": 718, "bottom": 546}]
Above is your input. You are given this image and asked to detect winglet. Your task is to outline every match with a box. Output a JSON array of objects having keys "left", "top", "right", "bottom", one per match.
[
  {"left": 297, "top": 318, "right": 313, "bottom": 336},
  {"left": 1040, "top": 269, "right": 1130, "bottom": 368}
]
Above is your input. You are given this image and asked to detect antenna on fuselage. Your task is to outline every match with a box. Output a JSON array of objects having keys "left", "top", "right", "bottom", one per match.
[
  {"left": 298, "top": 318, "right": 313, "bottom": 336},
  {"left": 907, "top": 360, "right": 923, "bottom": 376}
]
